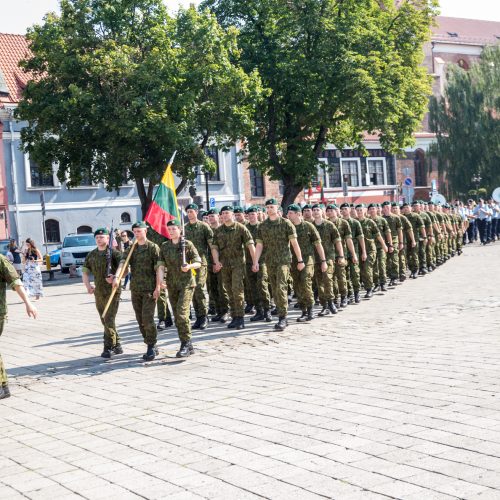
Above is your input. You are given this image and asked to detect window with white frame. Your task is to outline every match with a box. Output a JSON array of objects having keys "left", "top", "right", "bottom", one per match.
[
  {"left": 341, "top": 159, "right": 360, "bottom": 187},
  {"left": 367, "top": 159, "right": 386, "bottom": 186},
  {"left": 25, "top": 154, "right": 58, "bottom": 188}
]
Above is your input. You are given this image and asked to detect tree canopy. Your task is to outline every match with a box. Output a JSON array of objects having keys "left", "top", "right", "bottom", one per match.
[
  {"left": 16, "top": 0, "right": 261, "bottom": 215},
  {"left": 202, "top": 0, "right": 437, "bottom": 206},
  {"left": 429, "top": 45, "right": 500, "bottom": 197}
]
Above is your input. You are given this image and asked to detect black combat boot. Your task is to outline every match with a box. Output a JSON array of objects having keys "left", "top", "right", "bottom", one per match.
[
  {"left": 208, "top": 306, "right": 216, "bottom": 315},
  {"left": 364, "top": 288, "right": 373, "bottom": 299},
  {"left": 306, "top": 306, "right": 315, "bottom": 321},
  {"left": 101, "top": 347, "right": 112, "bottom": 359},
  {"left": 354, "top": 292, "right": 361, "bottom": 304},
  {"left": 164, "top": 317, "right": 173, "bottom": 328},
  {"left": 157, "top": 321, "right": 164, "bottom": 331},
  {"left": 380, "top": 283, "right": 388, "bottom": 292},
  {"left": 250, "top": 308, "right": 265, "bottom": 322},
  {"left": 348, "top": 294, "right": 355, "bottom": 304},
  {"left": 410, "top": 271, "right": 417, "bottom": 279},
  {"left": 274, "top": 317, "right": 288, "bottom": 331},
  {"left": 340, "top": 296, "right": 348, "bottom": 308},
  {"left": 373, "top": 285, "right": 380, "bottom": 292},
  {"left": 263, "top": 309, "right": 273, "bottom": 322},
  {"left": 328, "top": 300, "right": 338, "bottom": 314},
  {"left": 293, "top": 302, "right": 301, "bottom": 309},
  {"left": 399, "top": 274, "right": 407, "bottom": 282},
  {"left": 197, "top": 316, "right": 208, "bottom": 330},
  {"left": 211, "top": 312, "right": 222, "bottom": 321},
  {"left": 143, "top": 344, "right": 155, "bottom": 361},
  {"left": 0, "top": 384, "right": 10, "bottom": 400},
  {"left": 235, "top": 317, "right": 245, "bottom": 330},
  {"left": 176, "top": 342, "right": 191, "bottom": 358},
  {"left": 244, "top": 304, "right": 255, "bottom": 315},
  {"left": 153, "top": 344, "right": 160, "bottom": 355},
  {"left": 271, "top": 307, "right": 279, "bottom": 316},
  {"left": 113, "top": 344, "right": 123, "bottom": 355},
  {"left": 418, "top": 268, "right": 427, "bottom": 276},
  {"left": 227, "top": 317, "right": 238, "bottom": 329},
  {"left": 192, "top": 317, "right": 202, "bottom": 329},
  {"left": 318, "top": 305, "right": 329, "bottom": 316},
  {"left": 297, "top": 310, "right": 308, "bottom": 322},
  {"left": 219, "top": 313, "right": 230, "bottom": 323}
]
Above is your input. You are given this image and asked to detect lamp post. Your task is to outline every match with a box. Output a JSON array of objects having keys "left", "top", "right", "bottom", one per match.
[{"left": 472, "top": 173, "right": 482, "bottom": 201}]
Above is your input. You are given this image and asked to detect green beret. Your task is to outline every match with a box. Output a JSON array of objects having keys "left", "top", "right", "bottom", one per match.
[
  {"left": 391, "top": 202, "right": 398, "bottom": 207},
  {"left": 411, "top": 201, "right": 419, "bottom": 206},
  {"left": 381, "top": 201, "right": 391, "bottom": 207},
  {"left": 277, "top": 206, "right": 283, "bottom": 212},
  {"left": 349, "top": 203, "right": 355, "bottom": 208},
  {"left": 428, "top": 201, "right": 434, "bottom": 206},
  {"left": 132, "top": 221, "right": 148, "bottom": 229},
  {"left": 355, "top": 204, "right": 365, "bottom": 209},
  {"left": 301, "top": 204, "right": 312, "bottom": 211},
  {"left": 199, "top": 210, "right": 207, "bottom": 217},
  {"left": 339, "top": 203, "right": 349, "bottom": 209},
  {"left": 207, "top": 208, "right": 219, "bottom": 215},
  {"left": 167, "top": 220, "right": 180, "bottom": 227},
  {"left": 220, "top": 205, "right": 234, "bottom": 212},
  {"left": 233, "top": 206, "right": 244, "bottom": 214},
  {"left": 94, "top": 228, "right": 109, "bottom": 236},
  {"left": 246, "top": 206, "right": 258, "bottom": 214},
  {"left": 186, "top": 203, "right": 199, "bottom": 211},
  {"left": 367, "top": 203, "right": 377, "bottom": 209},
  {"left": 311, "top": 204, "right": 322, "bottom": 210},
  {"left": 287, "top": 204, "right": 301, "bottom": 213},
  {"left": 402, "top": 203, "right": 410, "bottom": 208},
  {"left": 265, "top": 198, "right": 278, "bottom": 206}
]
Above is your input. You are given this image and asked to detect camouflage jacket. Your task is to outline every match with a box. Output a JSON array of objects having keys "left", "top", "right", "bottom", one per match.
[
  {"left": 292, "top": 221, "right": 321, "bottom": 266},
  {"left": 313, "top": 220, "right": 340, "bottom": 261},
  {"left": 0, "top": 255, "right": 22, "bottom": 318},
  {"left": 246, "top": 223, "right": 262, "bottom": 264},
  {"left": 121, "top": 240, "right": 160, "bottom": 293},
  {"left": 184, "top": 221, "right": 213, "bottom": 266},
  {"left": 345, "top": 217, "right": 364, "bottom": 256},
  {"left": 212, "top": 222, "right": 253, "bottom": 266},
  {"left": 256, "top": 217, "right": 297, "bottom": 266},
  {"left": 403, "top": 212, "right": 425, "bottom": 240},
  {"left": 359, "top": 218, "right": 380, "bottom": 243},
  {"left": 373, "top": 216, "right": 391, "bottom": 248},
  {"left": 158, "top": 239, "right": 201, "bottom": 288},
  {"left": 383, "top": 213, "right": 402, "bottom": 243},
  {"left": 83, "top": 248, "right": 122, "bottom": 296}
]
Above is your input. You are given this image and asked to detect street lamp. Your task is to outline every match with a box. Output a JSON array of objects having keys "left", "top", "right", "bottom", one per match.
[{"left": 471, "top": 173, "right": 482, "bottom": 201}]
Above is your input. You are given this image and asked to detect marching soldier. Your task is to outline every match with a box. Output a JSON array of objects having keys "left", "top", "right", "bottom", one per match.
[
  {"left": 381, "top": 201, "right": 403, "bottom": 286},
  {"left": 287, "top": 204, "right": 327, "bottom": 322},
  {"left": 245, "top": 207, "right": 272, "bottom": 322},
  {"left": 312, "top": 205, "right": 345, "bottom": 314},
  {"left": 415, "top": 201, "right": 434, "bottom": 273},
  {"left": 402, "top": 203, "right": 426, "bottom": 278},
  {"left": 113, "top": 221, "right": 160, "bottom": 361},
  {"left": 302, "top": 204, "right": 314, "bottom": 223},
  {"left": 391, "top": 202, "right": 415, "bottom": 281},
  {"left": 185, "top": 203, "right": 213, "bottom": 330},
  {"left": 211, "top": 206, "right": 257, "bottom": 330},
  {"left": 0, "top": 255, "right": 37, "bottom": 399},
  {"left": 368, "top": 204, "right": 391, "bottom": 292},
  {"left": 154, "top": 220, "right": 202, "bottom": 358},
  {"left": 254, "top": 199, "right": 304, "bottom": 331},
  {"left": 82, "top": 228, "right": 123, "bottom": 358}
]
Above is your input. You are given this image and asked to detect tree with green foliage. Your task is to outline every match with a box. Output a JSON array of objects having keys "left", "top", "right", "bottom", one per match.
[
  {"left": 202, "top": 0, "right": 437, "bottom": 206},
  {"left": 429, "top": 45, "right": 500, "bottom": 197},
  {"left": 16, "top": 0, "right": 261, "bottom": 216}
]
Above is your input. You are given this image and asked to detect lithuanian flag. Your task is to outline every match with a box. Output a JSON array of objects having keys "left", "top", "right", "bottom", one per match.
[{"left": 144, "top": 152, "right": 180, "bottom": 238}]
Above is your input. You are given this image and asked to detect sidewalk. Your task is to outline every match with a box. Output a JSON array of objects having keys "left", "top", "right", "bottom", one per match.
[{"left": 1, "top": 242, "right": 500, "bottom": 499}]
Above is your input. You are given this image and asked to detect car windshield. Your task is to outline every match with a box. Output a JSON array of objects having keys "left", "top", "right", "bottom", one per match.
[{"left": 63, "top": 235, "right": 95, "bottom": 248}]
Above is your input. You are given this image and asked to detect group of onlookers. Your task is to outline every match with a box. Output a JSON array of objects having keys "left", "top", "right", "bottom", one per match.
[{"left": 458, "top": 198, "right": 500, "bottom": 245}]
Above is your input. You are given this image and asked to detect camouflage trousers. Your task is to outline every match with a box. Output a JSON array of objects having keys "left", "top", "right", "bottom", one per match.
[
  {"left": 315, "top": 261, "right": 334, "bottom": 306},
  {"left": 192, "top": 265, "right": 208, "bottom": 318},
  {"left": 168, "top": 283, "right": 195, "bottom": 342},
  {"left": 208, "top": 269, "right": 228, "bottom": 315},
  {"left": 291, "top": 263, "right": 314, "bottom": 310},
  {"left": 346, "top": 257, "right": 361, "bottom": 295},
  {"left": 157, "top": 288, "right": 172, "bottom": 322},
  {"left": 94, "top": 292, "right": 121, "bottom": 349},
  {"left": 360, "top": 242, "right": 377, "bottom": 290},
  {"left": 418, "top": 239, "right": 427, "bottom": 270},
  {"left": 373, "top": 247, "right": 387, "bottom": 285},
  {"left": 333, "top": 261, "right": 348, "bottom": 299},
  {"left": 399, "top": 246, "right": 407, "bottom": 278},
  {"left": 386, "top": 243, "right": 400, "bottom": 281},
  {"left": 0, "top": 318, "right": 6, "bottom": 385},
  {"left": 267, "top": 263, "right": 291, "bottom": 318},
  {"left": 406, "top": 241, "right": 419, "bottom": 272},
  {"left": 246, "top": 263, "right": 271, "bottom": 310},
  {"left": 426, "top": 238, "right": 435, "bottom": 268},
  {"left": 131, "top": 291, "right": 157, "bottom": 346},
  {"left": 221, "top": 263, "right": 245, "bottom": 317}
]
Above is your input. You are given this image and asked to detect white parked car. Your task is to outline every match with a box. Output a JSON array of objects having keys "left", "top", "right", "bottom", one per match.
[{"left": 60, "top": 233, "right": 96, "bottom": 273}]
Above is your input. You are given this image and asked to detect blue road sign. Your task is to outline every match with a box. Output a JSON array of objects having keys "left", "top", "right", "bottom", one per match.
[
  {"left": 404, "top": 177, "right": 413, "bottom": 187},
  {"left": 209, "top": 197, "right": 216, "bottom": 208}
]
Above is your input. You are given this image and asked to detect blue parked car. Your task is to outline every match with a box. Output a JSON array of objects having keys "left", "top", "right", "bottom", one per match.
[{"left": 48, "top": 247, "right": 61, "bottom": 267}]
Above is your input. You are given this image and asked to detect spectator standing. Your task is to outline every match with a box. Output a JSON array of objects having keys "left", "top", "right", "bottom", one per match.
[
  {"left": 22, "top": 239, "right": 44, "bottom": 300},
  {"left": 9, "top": 240, "right": 23, "bottom": 276}
]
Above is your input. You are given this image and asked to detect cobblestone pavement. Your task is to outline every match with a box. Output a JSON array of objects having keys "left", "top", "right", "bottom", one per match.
[{"left": 1, "top": 242, "right": 500, "bottom": 499}]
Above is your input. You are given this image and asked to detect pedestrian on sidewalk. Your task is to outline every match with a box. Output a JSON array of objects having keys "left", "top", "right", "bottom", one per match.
[
  {"left": 8, "top": 240, "right": 23, "bottom": 277},
  {"left": 22, "top": 239, "right": 44, "bottom": 300}
]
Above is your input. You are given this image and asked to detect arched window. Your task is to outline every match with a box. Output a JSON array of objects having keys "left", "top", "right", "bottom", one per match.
[
  {"left": 45, "top": 219, "right": 60, "bottom": 243},
  {"left": 77, "top": 225, "right": 92, "bottom": 234},
  {"left": 121, "top": 212, "right": 131, "bottom": 223}
]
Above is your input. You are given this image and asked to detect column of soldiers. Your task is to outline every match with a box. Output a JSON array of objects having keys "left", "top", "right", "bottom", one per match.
[{"left": 80, "top": 199, "right": 467, "bottom": 363}]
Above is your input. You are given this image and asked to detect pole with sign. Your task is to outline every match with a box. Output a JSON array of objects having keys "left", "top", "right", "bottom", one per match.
[{"left": 40, "top": 192, "right": 50, "bottom": 268}]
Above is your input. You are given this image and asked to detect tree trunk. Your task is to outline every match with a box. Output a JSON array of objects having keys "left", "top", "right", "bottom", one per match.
[{"left": 280, "top": 177, "right": 303, "bottom": 209}]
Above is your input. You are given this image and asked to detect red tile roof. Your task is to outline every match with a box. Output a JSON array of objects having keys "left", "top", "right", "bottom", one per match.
[
  {"left": 0, "top": 33, "right": 31, "bottom": 104},
  {"left": 432, "top": 16, "right": 500, "bottom": 46}
]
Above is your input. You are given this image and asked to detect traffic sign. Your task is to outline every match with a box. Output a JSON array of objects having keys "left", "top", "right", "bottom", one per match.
[
  {"left": 404, "top": 177, "right": 413, "bottom": 187},
  {"left": 209, "top": 197, "right": 216, "bottom": 208}
]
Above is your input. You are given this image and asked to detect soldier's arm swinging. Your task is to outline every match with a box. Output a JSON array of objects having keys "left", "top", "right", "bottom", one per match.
[
  {"left": 211, "top": 247, "right": 222, "bottom": 272},
  {"left": 397, "top": 228, "right": 404, "bottom": 250},
  {"left": 82, "top": 270, "right": 95, "bottom": 294},
  {"left": 290, "top": 238, "right": 305, "bottom": 271},
  {"left": 246, "top": 243, "right": 258, "bottom": 271},
  {"left": 315, "top": 242, "right": 328, "bottom": 272},
  {"left": 346, "top": 237, "right": 356, "bottom": 262},
  {"left": 359, "top": 235, "right": 367, "bottom": 261},
  {"left": 253, "top": 242, "right": 263, "bottom": 272},
  {"left": 376, "top": 234, "right": 389, "bottom": 252},
  {"left": 154, "top": 265, "right": 165, "bottom": 300}
]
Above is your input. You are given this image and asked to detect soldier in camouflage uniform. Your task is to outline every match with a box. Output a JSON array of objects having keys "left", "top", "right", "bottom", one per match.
[
  {"left": 302, "top": 204, "right": 314, "bottom": 223},
  {"left": 402, "top": 203, "right": 426, "bottom": 278},
  {"left": 368, "top": 204, "right": 391, "bottom": 292},
  {"left": 155, "top": 220, "right": 202, "bottom": 358},
  {"left": 391, "top": 202, "right": 415, "bottom": 281},
  {"left": 381, "top": 201, "right": 403, "bottom": 286},
  {"left": 234, "top": 206, "right": 255, "bottom": 315},
  {"left": 114, "top": 221, "right": 160, "bottom": 361},
  {"left": 340, "top": 203, "right": 365, "bottom": 303},
  {"left": 254, "top": 198, "right": 303, "bottom": 331},
  {"left": 414, "top": 201, "right": 434, "bottom": 274},
  {"left": 185, "top": 203, "right": 214, "bottom": 330},
  {"left": 245, "top": 207, "right": 272, "bottom": 322},
  {"left": 211, "top": 206, "right": 257, "bottom": 330},
  {"left": 287, "top": 205, "right": 327, "bottom": 322},
  {"left": 82, "top": 228, "right": 123, "bottom": 358},
  {"left": 356, "top": 205, "right": 388, "bottom": 298},
  {"left": 206, "top": 208, "right": 230, "bottom": 322},
  {"left": 0, "top": 255, "right": 37, "bottom": 400},
  {"left": 312, "top": 205, "right": 345, "bottom": 314},
  {"left": 326, "top": 205, "right": 354, "bottom": 307}
]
